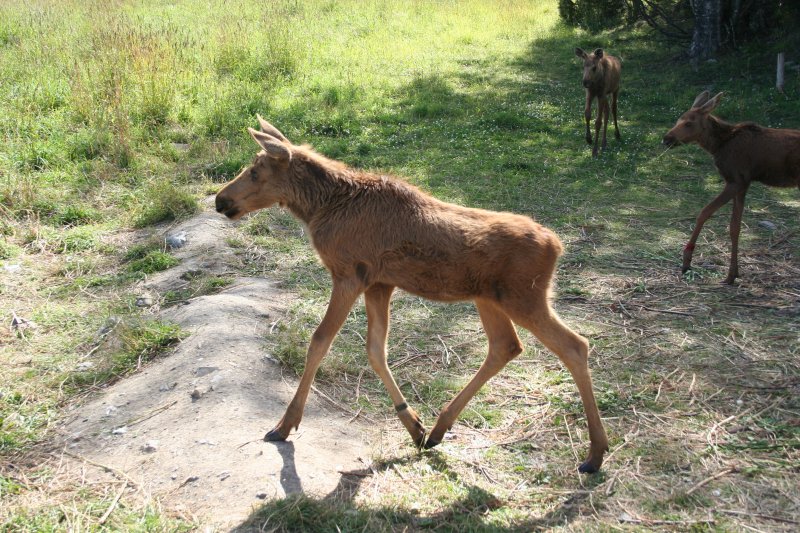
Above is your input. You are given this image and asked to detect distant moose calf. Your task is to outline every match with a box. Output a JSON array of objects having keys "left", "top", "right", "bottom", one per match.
[
  {"left": 663, "top": 91, "right": 800, "bottom": 284},
  {"left": 216, "top": 117, "right": 610, "bottom": 473},
  {"left": 575, "top": 47, "right": 621, "bottom": 157}
]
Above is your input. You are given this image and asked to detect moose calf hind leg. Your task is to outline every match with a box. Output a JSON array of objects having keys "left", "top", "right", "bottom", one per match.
[
  {"left": 514, "top": 307, "right": 608, "bottom": 473},
  {"left": 425, "top": 302, "right": 522, "bottom": 449}
]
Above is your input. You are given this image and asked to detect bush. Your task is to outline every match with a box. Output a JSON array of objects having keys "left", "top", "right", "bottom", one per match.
[
  {"left": 133, "top": 181, "right": 197, "bottom": 227},
  {"left": 559, "top": 0, "right": 630, "bottom": 32}
]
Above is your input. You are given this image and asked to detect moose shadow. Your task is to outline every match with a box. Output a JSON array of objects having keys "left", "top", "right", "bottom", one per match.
[{"left": 232, "top": 448, "right": 600, "bottom": 532}]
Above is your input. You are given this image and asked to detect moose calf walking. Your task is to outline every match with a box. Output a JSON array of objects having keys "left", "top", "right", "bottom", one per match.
[
  {"left": 575, "top": 47, "right": 621, "bottom": 157},
  {"left": 216, "top": 117, "right": 609, "bottom": 473},
  {"left": 663, "top": 91, "right": 800, "bottom": 284}
]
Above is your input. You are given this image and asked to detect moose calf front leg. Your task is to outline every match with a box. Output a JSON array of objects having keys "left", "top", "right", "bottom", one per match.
[
  {"left": 364, "top": 284, "right": 426, "bottom": 447},
  {"left": 723, "top": 190, "right": 747, "bottom": 284},
  {"left": 682, "top": 183, "right": 739, "bottom": 276},
  {"left": 584, "top": 93, "right": 593, "bottom": 144},
  {"left": 266, "top": 282, "right": 360, "bottom": 441}
]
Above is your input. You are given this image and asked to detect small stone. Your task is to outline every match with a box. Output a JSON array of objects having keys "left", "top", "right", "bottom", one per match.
[
  {"left": 135, "top": 296, "right": 154, "bottom": 307},
  {"left": 165, "top": 231, "right": 187, "bottom": 249},
  {"left": 171, "top": 473, "right": 178, "bottom": 480},
  {"left": 3, "top": 264, "right": 22, "bottom": 273},
  {"left": 76, "top": 361, "right": 94, "bottom": 371},
  {"left": 141, "top": 440, "right": 159, "bottom": 453},
  {"left": 111, "top": 426, "right": 128, "bottom": 435},
  {"left": 196, "top": 366, "right": 219, "bottom": 377},
  {"left": 190, "top": 388, "right": 203, "bottom": 401},
  {"left": 184, "top": 476, "right": 199, "bottom": 484},
  {"left": 758, "top": 220, "right": 777, "bottom": 231},
  {"left": 256, "top": 492, "right": 268, "bottom": 499}
]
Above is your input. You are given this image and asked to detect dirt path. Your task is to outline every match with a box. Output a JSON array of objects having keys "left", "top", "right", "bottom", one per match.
[{"left": 56, "top": 206, "right": 374, "bottom": 528}]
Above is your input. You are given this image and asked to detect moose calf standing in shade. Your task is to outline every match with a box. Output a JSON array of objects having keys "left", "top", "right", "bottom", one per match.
[
  {"left": 575, "top": 47, "right": 621, "bottom": 157},
  {"left": 663, "top": 91, "right": 800, "bottom": 284}
]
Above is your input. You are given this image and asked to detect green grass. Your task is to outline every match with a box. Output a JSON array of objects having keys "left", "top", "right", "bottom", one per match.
[{"left": 2, "top": 0, "right": 799, "bottom": 530}]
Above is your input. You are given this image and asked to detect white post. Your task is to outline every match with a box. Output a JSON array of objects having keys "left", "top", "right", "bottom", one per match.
[{"left": 776, "top": 52, "right": 785, "bottom": 93}]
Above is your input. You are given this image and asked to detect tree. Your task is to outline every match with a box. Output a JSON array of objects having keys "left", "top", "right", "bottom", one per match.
[
  {"left": 689, "top": 0, "right": 721, "bottom": 60},
  {"left": 618, "top": 1, "right": 796, "bottom": 59}
]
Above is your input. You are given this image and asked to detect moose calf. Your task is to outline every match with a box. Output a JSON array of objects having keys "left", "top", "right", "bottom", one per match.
[
  {"left": 663, "top": 91, "right": 800, "bottom": 284},
  {"left": 215, "top": 117, "right": 609, "bottom": 473},
  {"left": 575, "top": 47, "right": 621, "bottom": 157}
]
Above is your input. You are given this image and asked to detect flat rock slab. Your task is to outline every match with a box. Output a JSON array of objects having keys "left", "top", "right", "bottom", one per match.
[{"left": 57, "top": 207, "right": 374, "bottom": 528}]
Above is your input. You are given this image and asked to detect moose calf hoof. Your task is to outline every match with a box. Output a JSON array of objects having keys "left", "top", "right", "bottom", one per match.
[
  {"left": 264, "top": 428, "right": 288, "bottom": 442},
  {"left": 681, "top": 266, "right": 691, "bottom": 274},
  {"left": 578, "top": 460, "right": 601, "bottom": 474},
  {"left": 423, "top": 437, "right": 441, "bottom": 450}
]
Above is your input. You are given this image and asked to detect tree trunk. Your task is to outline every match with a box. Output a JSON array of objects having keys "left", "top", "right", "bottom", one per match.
[{"left": 690, "top": 0, "right": 721, "bottom": 60}]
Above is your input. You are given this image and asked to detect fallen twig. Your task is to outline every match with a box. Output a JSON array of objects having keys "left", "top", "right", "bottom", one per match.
[
  {"left": 686, "top": 466, "right": 737, "bottom": 495},
  {"left": 98, "top": 482, "right": 126, "bottom": 525},
  {"left": 718, "top": 509, "right": 800, "bottom": 525},
  {"left": 125, "top": 400, "right": 178, "bottom": 427}
]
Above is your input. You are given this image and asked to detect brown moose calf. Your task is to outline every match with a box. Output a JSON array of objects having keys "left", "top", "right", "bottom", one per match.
[
  {"left": 575, "top": 47, "right": 621, "bottom": 157},
  {"left": 663, "top": 91, "right": 800, "bottom": 284},
  {"left": 215, "top": 117, "right": 609, "bottom": 473}
]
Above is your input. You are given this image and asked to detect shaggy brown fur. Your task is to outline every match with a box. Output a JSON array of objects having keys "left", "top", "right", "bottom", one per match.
[
  {"left": 215, "top": 117, "right": 609, "bottom": 473},
  {"left": 575, "top": 47, "right": 621, "bottom": 157},
  {"left": 663, "top": 91, "right": 800, "bottom": 284}
]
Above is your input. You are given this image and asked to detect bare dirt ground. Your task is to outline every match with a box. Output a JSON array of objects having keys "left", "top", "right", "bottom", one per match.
[{"left": 55, "top": 206, "right": 374, "bottom": 529}]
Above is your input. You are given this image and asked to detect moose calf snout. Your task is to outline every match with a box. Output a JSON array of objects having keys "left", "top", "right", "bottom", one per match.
[{"left": 215, "top": 194, "right": 231, "bottom": 214}]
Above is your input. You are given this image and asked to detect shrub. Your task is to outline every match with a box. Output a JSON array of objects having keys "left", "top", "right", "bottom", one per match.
[
  {"left": 558, "top": 0, "right": 630, "bottom": 32},
  {"left": 134, "top": 182, "right": 197, "bottom": 227}
]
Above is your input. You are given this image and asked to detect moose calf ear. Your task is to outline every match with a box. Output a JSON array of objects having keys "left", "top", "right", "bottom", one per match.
[
  {"left": 699, "top": 92, "right": 724, "bottom": 113},
  {"left": 575, "top": 47, "right": 587, "bottom": 59},
  {"left": 249, "top": 128, "right": 291, "bottom": 161},
  {"left": 691, "top": 90, "right": 710, "bottom": 108},
  {"left": 594, "top": 48, "right": 604, "bottom": 58},
  {"left": 256, "top": 114, "right": 289, "bottom": 143}
]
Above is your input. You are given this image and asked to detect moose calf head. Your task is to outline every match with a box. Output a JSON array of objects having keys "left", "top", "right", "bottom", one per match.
[
  {"left": 663, "top": 91, "right": 723, "bottom": 148},
  {"left": 575, "top": 47, "right": 606, "bottom": 89},
  {"left": 215, "top": 116, "right": 293, "bottom": 220}
]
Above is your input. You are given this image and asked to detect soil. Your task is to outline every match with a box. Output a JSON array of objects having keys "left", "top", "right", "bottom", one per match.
[{"left": 56, "top": 203, "right": 375, "bottom": 528}]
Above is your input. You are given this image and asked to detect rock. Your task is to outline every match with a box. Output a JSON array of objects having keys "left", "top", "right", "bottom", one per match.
[
  {"left": 135, "top": 296, "right": 154, "bottom": 307},
  {"left": 96, "top": 317, "right": 122, "bottom": 337},
  {"left": 11, "top": 314, "right": 37, "bottom": 332},
  {"left": 180, "top": 269, "right": 204, "bottom": 281},
  {"left": 111, "top": 426, "right": 128, "bottom": 435},
  {"left": 3, "top": 264, "right": 21, "bottom": 273},
  {"left": 75, "top": 362, "right": 94, "bottom": 371},
  {"left": 758, "top": 220, "right": 777, "bottom": 231},
  {"left": 256, "top": 492, "right": 268, "bottom": 499},
  {"left": 141, "top": 440, "right": 159, "bottom": 453},
  {"left": 195, "top": 366, "right": 219, "bottom": 377},
  {"left": 190, "top": 388, "right": 203, "bottom": 401},
  {"left": 166, "top": 231, "right": 187, "bottom": 249}
]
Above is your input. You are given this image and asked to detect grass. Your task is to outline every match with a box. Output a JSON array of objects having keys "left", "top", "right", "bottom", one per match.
[{"left": 2, "top": 0, "right": 799, "bottom": 530}]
